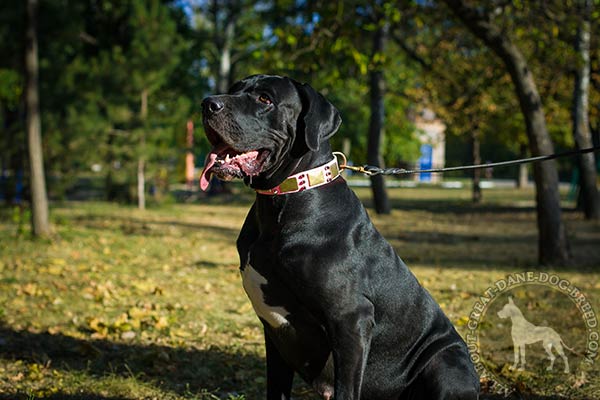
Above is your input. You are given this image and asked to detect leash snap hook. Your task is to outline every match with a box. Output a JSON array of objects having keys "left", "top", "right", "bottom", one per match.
[
  {"left": 333, "top": 152, "right": 380, "bottom": 176},
  {"left": 334, "top": 151, "right": 364, "bottom": 174},
  {"left": 332, "top": 152, "right": 348, "bottom": 169}
]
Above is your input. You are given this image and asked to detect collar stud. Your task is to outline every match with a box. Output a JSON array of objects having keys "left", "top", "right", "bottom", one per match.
[{"left": 255, "top": 156, "right": 341, "bottom": 196}]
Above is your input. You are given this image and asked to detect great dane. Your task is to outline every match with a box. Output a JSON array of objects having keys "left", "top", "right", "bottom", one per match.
[
  {"left": 200, "top": 74, "right": 479, "bottom": 399},
  {"left": 497, "top": 297, "right": 571, "bottom": 373}
]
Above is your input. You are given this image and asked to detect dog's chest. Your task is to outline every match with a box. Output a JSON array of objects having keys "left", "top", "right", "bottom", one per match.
[{"left": 241, "top": 263, "right": 290, "bottom": 328}]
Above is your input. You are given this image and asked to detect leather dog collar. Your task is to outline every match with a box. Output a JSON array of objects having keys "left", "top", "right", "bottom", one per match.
[{"left": 255, "top": 156, "right": 341, "bottom": 195}]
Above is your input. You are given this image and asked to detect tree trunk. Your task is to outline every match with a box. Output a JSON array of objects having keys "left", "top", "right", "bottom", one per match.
[
  {"left": 186, "top": 120, "right": 195, "bottom": 190},
  {"left": 213, "top": 0, "right": 236, "bottom": 94},
  {"left": 137, "top": 89, "right": 148, "bottom": 210},
  {"left": 25, "top": 0, "right": 50, "bottom": 237},
  {"left": 105, "top": 131, "right": 114, "bottom": 201},
  {"left": 444, "top": 0, "right": 570, "bottom": 265},
  {"left": 572, "top": 0, "right": 600, "bottom": 220},
  {"left": 471, "top": 130, "right": 482, "bottom": 203},
  {"left": 517, "top": 143, "right": 529, "bottom": 188},
  {"left": 218, "top": 19, "right": 234, "bottom": 93},
  {"left": 367, "top": 24, "right": 391, "bottom": 215}
]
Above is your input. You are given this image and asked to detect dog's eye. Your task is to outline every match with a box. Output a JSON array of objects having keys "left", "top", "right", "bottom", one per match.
[{"left": 258, "top": 94, "right": 272, "bottom": 105}]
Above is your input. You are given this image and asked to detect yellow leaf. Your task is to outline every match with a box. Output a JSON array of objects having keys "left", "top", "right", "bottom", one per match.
[
  {"left": 133, "top": 280, "right": 156, "bottom": 293},
  {"left": 47, "top": 326, "right": 61, "bottom": 335},
  {"left": 171, "top": 328, "right": 192, "bottom": 338},
  {"left": 50, "top": 258, "right": 66, "bottom": 266},
  {"left": 47, "top": 265, "right": 63, "bottom": 275},
  {"left": 237, "top": 302, "right": 253, "bottom": 314},
  {"left": 88, "top": 317, "right": 102, "bottom": 331},
  {"left": 154, "top": 316, "right": 169, "bottom": 329},
  {"left": 91, "top": 331, "right": 107, "bottom": 339},
  {"left": 128, "top": 307, "right": 149, "bottom": 319},
  {"left": 22, "top": 283, "right": 39, "bottom": 296},
  {"left": 9, "top": 372, "right": 24, "bottom": 382},
  {"left": 130, "top": 318, "right": 141, "bottom": 330},
  {"left": 113, "top": 313, "right": 129, "bottom": 326}
]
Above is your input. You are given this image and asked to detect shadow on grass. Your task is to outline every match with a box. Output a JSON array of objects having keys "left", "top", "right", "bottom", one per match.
[
  {"left": 0, "top": 323, "right": 589, "bottom": 399},
  {"left": 67, "top": 214, "right": 241, "bottom": 240},
  {"left": 362, "top": 197, "right": 541, "bottom": 215},
  {"left": 480, "top": 395, "right": 571, "bottom": 400},
  {"left": 364, "top": 197, "right": 581, "bottom": 219},
  {"left": 0, "top": 395, "right": 132, "bottom": 400},
  {"left": 396, "top": 230, "right": 536, "bottom": 245},
  {"left": 0, "top": 323, "right": 264, "bottom": 398},
  {"left": 193, "top": 260, "right": 226, "bottom": 269}
]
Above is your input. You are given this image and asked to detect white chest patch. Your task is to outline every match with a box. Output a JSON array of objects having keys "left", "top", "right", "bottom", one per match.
[{"left": 241, "top": 264, "right": 290, "bottom": 328}]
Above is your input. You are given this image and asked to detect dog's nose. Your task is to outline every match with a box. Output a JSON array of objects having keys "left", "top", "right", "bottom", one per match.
[{"left": 202, "top": 97, "right": 224, "bottom": 115}]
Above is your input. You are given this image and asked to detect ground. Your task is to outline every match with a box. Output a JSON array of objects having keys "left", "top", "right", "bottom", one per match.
[{"left": 0, "top": 184, "right": 598, "bottom": 399}]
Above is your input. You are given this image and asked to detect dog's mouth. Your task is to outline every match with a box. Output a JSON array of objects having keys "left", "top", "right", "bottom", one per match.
[{"left": 200, "top": 143, "right": 270, "bottom": 191}]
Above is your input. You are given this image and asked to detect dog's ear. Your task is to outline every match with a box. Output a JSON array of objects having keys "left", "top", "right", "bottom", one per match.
[
  {"left": 508, "top": 297, "right": 514, "bottom": 304},
  {"left": 292, "top": 80, "right": 342, "bottom": 151}
]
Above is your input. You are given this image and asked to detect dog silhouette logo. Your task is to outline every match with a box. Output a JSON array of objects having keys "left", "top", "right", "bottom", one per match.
[
  {"left": 465, "top": 272, "right": 598, "bottom": 395},
  {"left": 497, "top": 296, "right": 574, "bottom": 373}
]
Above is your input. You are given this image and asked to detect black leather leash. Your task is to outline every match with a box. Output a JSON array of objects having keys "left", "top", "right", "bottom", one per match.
[{"left": 335, "top": 145, "right": 600, "bottom": 176}]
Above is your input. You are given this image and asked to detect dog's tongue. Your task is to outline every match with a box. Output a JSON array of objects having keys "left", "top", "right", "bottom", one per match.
[
  {"left": 200, "top": 143, "right": 228, "bottom": 191},
  {"left": 199, "top": 153, "right": 217, "bottom": 191}
]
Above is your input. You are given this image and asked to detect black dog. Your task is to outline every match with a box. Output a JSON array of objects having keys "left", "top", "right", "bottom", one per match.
[{"left": 200, "top": 75, "right": 479, "bottom": 400}]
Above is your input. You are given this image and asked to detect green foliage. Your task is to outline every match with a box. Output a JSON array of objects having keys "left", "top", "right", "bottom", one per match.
[
  {"left": 392, "top": 1, "right": 599, "bottom": 174},
  {"left": 0, "top": 69, "right": 22, "bottom": 109},
  {"left": 0, "top": 0, "right": 206, "bottom": 202},
  {"left": 254, "top": 1, "right": 422, "bottom": 165},
  {"left": 0, "top": 0, "right": 598, "bottom": 204}
]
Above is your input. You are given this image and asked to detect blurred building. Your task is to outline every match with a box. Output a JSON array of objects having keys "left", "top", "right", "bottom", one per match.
[{"left": 414, "top": 108, "right": 446, "bottom": 183}]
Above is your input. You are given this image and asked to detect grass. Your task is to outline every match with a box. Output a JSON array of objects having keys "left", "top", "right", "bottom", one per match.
[{"left": 0, "top": 184, "right": 599, "bottom": 399}]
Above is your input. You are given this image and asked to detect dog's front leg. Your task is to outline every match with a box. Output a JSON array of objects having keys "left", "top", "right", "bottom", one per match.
[
  {"left": 265, "top": 329, "right": 294, "bottom": 400},
  {"left": 327, "top": 305, "right": 374, "bottom": 399},
  {"left": 511, "top": 341, "right": 519, "bottom": 370}
]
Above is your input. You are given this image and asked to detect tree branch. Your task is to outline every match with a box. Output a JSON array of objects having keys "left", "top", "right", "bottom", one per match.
[{"left": 389, "top": 30, "right": 431, "bottom": 71}]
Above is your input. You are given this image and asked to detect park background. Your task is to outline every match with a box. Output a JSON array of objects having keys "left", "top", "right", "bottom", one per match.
[{"left": 0, "top": 0, "right": 599, "bottom": 399}]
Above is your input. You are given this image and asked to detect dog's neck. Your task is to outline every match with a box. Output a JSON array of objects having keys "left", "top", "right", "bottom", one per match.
[
  {"left": 247, "top": 144, "right": 334, "bottom": 191},
  {"left": 254, "top": 156, "right": 340, "bottom": 195}
]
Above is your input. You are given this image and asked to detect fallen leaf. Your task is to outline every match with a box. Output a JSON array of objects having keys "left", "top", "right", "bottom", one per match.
[
  {"left": 21, "top": 283, "right": 39, "bottom": 296},
  {"left": 154, "top": 316, "right": 169, "bottom": 329},
  {"left": 572, "top": 371, "right": 588, "bottom": 389},
  {"left": 171, "top": 328, "right": 192, "bottom": 338},
  {"left": 121, "top": 331, "right": 136, "bottom": 340},
  {"left": 9, "top": 372, "right": 24, "bottom": 382}
]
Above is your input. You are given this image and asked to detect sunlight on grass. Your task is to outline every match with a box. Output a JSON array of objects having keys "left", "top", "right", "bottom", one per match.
[{"left": 0, "top": 186, "right": 598, "bottom": 399}]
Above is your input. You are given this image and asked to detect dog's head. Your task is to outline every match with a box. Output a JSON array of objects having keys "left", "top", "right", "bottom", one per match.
[
  {"left": 200, "top": 74, "right": 341, "bottom": 191},
  {"left": 497, "top": 297, "right": 518, "bottom": 319}
]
